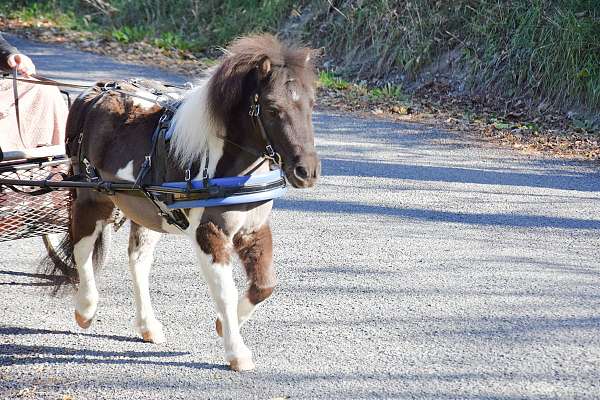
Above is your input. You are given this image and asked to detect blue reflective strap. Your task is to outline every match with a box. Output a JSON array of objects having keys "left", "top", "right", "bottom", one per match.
[
  {"left": 161, "top": 168, "right": 284, "bottom": 190},
  {"left": 160, "top": 169, "right": 287, "bottom": 209},
  {"left": 166, "top": 186, "right": 287, "bottom": 209}
]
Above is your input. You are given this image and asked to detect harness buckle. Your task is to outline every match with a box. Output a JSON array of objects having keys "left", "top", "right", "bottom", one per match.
[
  {"left": 202, "top": 167, "right": 210, "bottom": 190},
  {"left": 159, "top": 112, "right": 169, "bottom": 123},
  {"left": 82, "top": 158, "right": 93, "bottom": 175},
  {"left": 249, "top": 103, "right": 261, "bottom": 117},
  {"left": 185, "top": 169, "right": 191, "bottom": 181},
  {"left": 102, "top": 81, "right": 119, "bottom": 91},
  {"left": 265, "top": 145, "right": 276, "bottom": 158},
  {"left": 145, "top": 155, "right": 152, "bottom": 168}
]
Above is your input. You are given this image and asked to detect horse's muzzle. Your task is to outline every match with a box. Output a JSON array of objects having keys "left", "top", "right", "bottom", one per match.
[{"left": 286, "top": 154, "right": 320, "bottom": 188}]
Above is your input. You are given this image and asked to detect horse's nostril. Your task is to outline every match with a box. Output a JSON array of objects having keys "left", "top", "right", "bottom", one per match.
[{"left": 294, "top": 166, "right": 309, "bottom": 180}]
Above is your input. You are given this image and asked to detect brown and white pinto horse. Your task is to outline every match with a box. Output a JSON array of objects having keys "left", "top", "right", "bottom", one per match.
[{"left": 46, "top": 34, "right": 319, "bottom": 371}]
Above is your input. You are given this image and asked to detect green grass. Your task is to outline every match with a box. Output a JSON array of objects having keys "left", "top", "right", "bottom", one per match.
[
  {"left": 318, "top": 71, "right": 408, "bottom": 104},
  {"left": 369, "top": 83, "right": 405, "bottom": 101},
  {"left": 318, "top": 71, "right": 350, "bottom": 90},
  {"left": 308, "top": 0, "right": 600, "bottom": 110}
]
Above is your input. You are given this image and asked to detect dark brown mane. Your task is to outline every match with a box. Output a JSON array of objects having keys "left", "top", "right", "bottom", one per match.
[{"left": 208, "top": 34, "right": 316, "bottom": 121}]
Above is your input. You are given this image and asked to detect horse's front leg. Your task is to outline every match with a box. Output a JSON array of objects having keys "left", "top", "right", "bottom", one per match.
[
  {"left": 215, "top": 224, "right": 275, "bottom": 336},
  {"left": 195, "top": 222, "right": 254, "bottom": 372},
  {"left": 128, "top": 221, "right": 164, "bottom": 343}
]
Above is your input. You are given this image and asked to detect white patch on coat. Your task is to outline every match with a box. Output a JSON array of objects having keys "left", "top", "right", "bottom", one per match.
[
  {"left": 169, "top": 77, "right": 225, "bottom": 171},
  {"left": 192, "top": 245, "right": 253, "bottom": 364},
  {"left": 115, "top": 160, "right": 136, "bottom": 182},
  {"left": 132, "top": 89, "right": 157, "bottom": 110},
  {"left": 128, "top": 226, "right": 165, "bottom": 343}
]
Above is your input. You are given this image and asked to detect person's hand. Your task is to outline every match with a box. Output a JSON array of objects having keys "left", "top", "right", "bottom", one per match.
[{"left": 7, "top": 53, "right": 36, "bottom": 77}]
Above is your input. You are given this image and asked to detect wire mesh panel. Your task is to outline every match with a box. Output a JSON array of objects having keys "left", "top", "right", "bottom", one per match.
[{"left": 0, "top": 158, "right": 71, "bottom": 242}]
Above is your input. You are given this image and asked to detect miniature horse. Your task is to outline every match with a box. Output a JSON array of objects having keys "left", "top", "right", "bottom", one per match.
[{"left": 46, "top": 34, "right": 319, "bottom": 371}]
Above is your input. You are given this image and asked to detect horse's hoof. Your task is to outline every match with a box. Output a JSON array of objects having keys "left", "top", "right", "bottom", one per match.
[
  {"left": 142, "top": 329, "right": 166, "bottom": 344},
  {"left": 215, "top": 318, "right": 223, "bottom": 337},
  {"left": 229, "top": 357, "right": 255, "bottom": 372},
  {"left": 74, "top": 310, "right": 93, "bottom": 329}
]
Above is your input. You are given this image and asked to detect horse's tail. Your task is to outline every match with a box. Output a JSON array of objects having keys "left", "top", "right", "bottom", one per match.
[
  {"left": 40, "top": 225, "right": 111, "bottom": 296},
  {"left": 40, "top": 86, "right": 109, "bottom": 295}
]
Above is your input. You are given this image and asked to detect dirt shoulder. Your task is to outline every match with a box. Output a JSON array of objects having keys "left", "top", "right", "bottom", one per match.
[{"left": 3, "top": 17, "right": 599, "bottom": 163}]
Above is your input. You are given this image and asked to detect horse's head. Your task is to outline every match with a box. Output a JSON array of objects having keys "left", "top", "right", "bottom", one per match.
[{"left": 209, "top": 35, "right": 320, "bottom": 188}]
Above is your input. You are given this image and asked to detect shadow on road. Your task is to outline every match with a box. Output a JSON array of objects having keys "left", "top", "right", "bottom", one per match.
[
  {"left": 275, "top": 198, "right": 600, "bottom": 230},
  {"left": 0, "top": 326, "right": 144, "bottom": 343},
  {"left": 0, "top": 269, "right": 63, "bottom": 287},
  {"left": 321, "top": 158, "right": 600, "bottom": 192},
  {"left": 0, "top": 342, "right": 224, "bottom": 370}
]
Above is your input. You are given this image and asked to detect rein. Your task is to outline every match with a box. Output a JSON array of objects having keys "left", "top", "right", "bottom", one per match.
[{"left": 11, "top": 68, "right": 26, "bottom": 149}]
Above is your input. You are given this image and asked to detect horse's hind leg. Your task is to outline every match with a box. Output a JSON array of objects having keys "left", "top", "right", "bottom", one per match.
[
  {"left": 195, "top": 222, "right": 254, "bottom": 371},
  {"left": 72, "top": 199, "right": 114, "bottom": 329},
  {"left": 128, "top": 221, "right": 164, "bottom": 344},
  {"left": 215, "top": 224, "right": 275, "bottom": 337}
]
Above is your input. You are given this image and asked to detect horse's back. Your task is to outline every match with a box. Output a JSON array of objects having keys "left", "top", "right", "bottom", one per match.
[{"left": 66, "top": 81, "right": 164, "bottom": 173}]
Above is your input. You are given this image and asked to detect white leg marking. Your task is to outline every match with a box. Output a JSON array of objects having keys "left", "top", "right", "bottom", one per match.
[
  {"left": 237, "top": 296, "right": 258, "bottom": 328},
  {"left": 128, "top": 225, "right": 164, "bottom": 343},
  {"left": 192, "top": 244, "right": 254, "bottom": 370},
  {"left": 115, "top": 161, "right": 136, "bottom": 182},
  {"left": 73, "top": 221, "right": 103, "bottom": 323}
]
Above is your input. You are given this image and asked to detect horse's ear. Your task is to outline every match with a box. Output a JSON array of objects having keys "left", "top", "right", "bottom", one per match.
[{"left": 258, "top": 56, "right": 271, "bottom": 79}]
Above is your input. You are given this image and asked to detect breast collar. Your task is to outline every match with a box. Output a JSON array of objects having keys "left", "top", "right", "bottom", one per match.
[{"left": 75, "top": 81, "right": 287, "bottom": 232}]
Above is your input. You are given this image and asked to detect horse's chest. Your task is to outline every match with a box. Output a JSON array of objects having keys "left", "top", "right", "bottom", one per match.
[{"left": 201, "top": 201, "right": 273, "bottom": 238}]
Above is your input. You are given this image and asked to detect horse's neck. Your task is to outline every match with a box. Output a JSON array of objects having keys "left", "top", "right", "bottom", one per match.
[
  {"left": 168, "top": 84, "right": 224, "bottom": 178},
  {"left": 169, "top": 99, "right": 266, "bottom": 179},
  {"left": 210, "top": 112, "right": 268, "bottom": 177}
]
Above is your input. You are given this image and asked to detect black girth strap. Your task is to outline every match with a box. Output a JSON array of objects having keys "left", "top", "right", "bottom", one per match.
[
  {"left": 134, "top": 102, "right": 190, "bottom": 231},
  {"left": 134, "top": 107, "right": 178, "bottom": 188}
]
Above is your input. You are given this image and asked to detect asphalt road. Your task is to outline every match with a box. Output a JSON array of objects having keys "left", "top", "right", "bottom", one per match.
[{"left": 1, "top": 34, "right": 600, "bottom": 400}]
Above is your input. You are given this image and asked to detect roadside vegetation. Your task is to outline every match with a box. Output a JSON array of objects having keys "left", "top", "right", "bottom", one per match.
[{"left": 1, "top": 0, "right": 598, "bottom": 158}]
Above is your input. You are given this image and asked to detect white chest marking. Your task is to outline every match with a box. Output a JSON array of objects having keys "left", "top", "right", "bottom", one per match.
[{"left": 116, "top": 161, "right": 136, "bottom": 182}]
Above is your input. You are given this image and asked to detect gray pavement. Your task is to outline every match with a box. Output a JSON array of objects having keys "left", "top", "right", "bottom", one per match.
[{"left": 1, "top": 34, "right": 600, "bottom": 399}]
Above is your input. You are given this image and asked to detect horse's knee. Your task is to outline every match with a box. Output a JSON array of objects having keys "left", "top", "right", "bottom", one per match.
[
  {"left": 196, "top": 222, "right": 231, "bottom": 264},
  {"left": 248, "top": 284, "right": 274, "bottom": 304}
]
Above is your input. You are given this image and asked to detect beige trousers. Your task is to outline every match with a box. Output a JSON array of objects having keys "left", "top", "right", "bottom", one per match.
[{"left": 0, "top": 79, "right": 67, "bottom": 150}]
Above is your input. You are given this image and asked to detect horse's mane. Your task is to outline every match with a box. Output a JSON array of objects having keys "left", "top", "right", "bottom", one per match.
[{"left": 169, "top": 34, "right": 314, "bottom": 168}]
